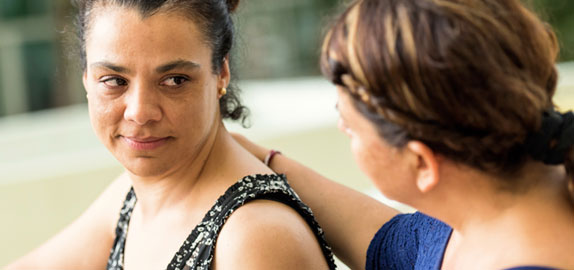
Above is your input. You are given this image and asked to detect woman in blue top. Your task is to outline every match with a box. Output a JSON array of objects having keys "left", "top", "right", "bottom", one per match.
[{"left": 235, "top": 0, "right": 574, "bottom": 269}]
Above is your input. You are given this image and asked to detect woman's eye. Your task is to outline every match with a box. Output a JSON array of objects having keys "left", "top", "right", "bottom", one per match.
[
  {"left": 101, "top": 77, "right": 128, "bottom": 87},
  {"left": 161, "top": 76, "right": 189, "bottom": 87}
]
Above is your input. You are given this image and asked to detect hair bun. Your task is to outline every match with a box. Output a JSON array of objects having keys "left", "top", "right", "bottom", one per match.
[{"left": 226, "top": 0, "right": 240, "bottom": 13}]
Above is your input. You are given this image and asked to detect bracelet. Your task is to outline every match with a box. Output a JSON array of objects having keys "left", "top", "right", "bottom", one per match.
[{"left": 264, "top": 150, "right": 281, "bottom": 166}]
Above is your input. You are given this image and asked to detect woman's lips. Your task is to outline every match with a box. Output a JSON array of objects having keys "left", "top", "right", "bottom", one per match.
[{"left": 121, "top": 136, "right": 169, "bottom": 151}]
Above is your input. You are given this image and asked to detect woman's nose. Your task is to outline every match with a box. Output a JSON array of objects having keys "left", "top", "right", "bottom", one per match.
[{"left": 123, "top": 83, "right": 163, "bottom": 125}]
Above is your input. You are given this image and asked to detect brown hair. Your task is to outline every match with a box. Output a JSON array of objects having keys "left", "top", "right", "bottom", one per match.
[{"left": 322, "top": 0, "right": 574, "bottom": 193}]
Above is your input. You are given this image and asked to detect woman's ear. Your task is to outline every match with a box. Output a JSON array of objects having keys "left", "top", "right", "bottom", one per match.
[
  {"left": 83, "top": 72, "right": 89, "bottom": 98},
  {"left": 406, "top": 141, "right": 440, "bottom": 193},
  {"left": 218, "top": 56, "right": 231, "bottom": 89}
]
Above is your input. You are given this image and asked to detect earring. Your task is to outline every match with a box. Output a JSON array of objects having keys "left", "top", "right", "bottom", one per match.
[{"left": 219, "top": 87, "right": 227, "bottom": 96}]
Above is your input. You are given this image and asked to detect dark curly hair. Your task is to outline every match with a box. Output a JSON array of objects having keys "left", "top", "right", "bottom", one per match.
[{"left": 73, "top": 0, "right": 249, "bottom": 124}]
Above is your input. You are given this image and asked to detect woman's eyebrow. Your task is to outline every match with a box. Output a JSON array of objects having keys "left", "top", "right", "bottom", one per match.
[
  {"left": 90, "top": 61, "right": 131, "bottom": 74},
  {"left": 88, "top": 60, "right": 201, "bottom": 74},
  {"left": 156, "top": 60, "right": 201, "bottom": 73}
]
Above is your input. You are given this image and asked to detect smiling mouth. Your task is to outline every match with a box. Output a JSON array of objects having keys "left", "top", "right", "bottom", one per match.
[{"left": 120, "top": 136, "right": 172, "bottom": 151}]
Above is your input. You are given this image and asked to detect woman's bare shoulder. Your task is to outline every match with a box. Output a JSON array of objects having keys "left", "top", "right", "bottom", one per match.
[{"left": 212, "top": 199, "right": 330, "bottom": 270}]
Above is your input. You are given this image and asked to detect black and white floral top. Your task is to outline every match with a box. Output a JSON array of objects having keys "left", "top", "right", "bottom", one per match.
[{"left": 107, "top": 174, "right": 337, "bottom": 270}]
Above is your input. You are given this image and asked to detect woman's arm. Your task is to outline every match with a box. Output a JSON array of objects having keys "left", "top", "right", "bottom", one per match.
[
  {"left": 5, "top": 173, "right": 131, "bottom": 270},
  {"left": 232, "top": 134, "right": 399, "bottom": 269}
]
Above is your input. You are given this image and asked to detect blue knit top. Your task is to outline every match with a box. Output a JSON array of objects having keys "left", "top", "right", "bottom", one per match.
[{"left": 366, "top": 212, "right": 558, "bottom": 270}]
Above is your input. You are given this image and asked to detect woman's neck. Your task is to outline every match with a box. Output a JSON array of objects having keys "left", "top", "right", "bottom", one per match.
[
  {"left": 428, "top": 164, "right": 574, "bottom": 269},
  {"left": 127, "top": 121, "right": 231, "bottom": 220}
]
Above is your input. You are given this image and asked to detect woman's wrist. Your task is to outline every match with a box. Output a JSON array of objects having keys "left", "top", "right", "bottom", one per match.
[{"left": 264, "top": 150, "right": 282, "bottom": 167}]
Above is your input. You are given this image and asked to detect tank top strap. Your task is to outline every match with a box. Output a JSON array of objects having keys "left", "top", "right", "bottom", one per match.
[
  {"left": 170, "top": 174, "right": 336, "bottom": 270},
  {"left": 108, "top": 174, "right": 337, "bottom": 270},
  {"left": 107, "top": 187, "right": 137, "bottom": 270}
]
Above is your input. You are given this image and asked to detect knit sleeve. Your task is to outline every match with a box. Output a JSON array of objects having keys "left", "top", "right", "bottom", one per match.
[
  {"left": 365, "top": 213, "right": 420, "bottom": 270},
  {"left": 365, "top": 212, "right": 453, "bottom": 270}
]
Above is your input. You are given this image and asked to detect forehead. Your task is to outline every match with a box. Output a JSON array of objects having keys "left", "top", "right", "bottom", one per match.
[
  {"left": 337, "top": 86, "right": 374, "bottom": 124},
  {"left": 336, "top": 86, "right": 354, "bottom": 111},
  {"left": 85, "top": 6, "right": 210, "bottom": 66}
]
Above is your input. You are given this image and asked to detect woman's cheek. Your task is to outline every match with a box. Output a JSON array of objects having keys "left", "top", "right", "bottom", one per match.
[
  {"left": 351, "top": 136, "right": 369, "bottom": 166},
  {"left": 89, "top": 96, "right": 120, "bottom": 135},
  {"left": 351, "top": 135, "right": 382, "bottom": 178}
]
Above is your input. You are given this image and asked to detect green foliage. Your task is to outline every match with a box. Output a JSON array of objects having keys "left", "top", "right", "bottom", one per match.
[
  {"left": 530, "top": 0, "right": 574, "bottom": 61},
  {"left": 0, "top": 0, "right": 50, "bottom": 19}
]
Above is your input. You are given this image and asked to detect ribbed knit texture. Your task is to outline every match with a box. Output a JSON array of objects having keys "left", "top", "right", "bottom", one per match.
[
  {"left": 366, "top": 212, "right": 452, "bottom": 270},
  {"left": 365, "top": 212, "right": 558, "bottom": 270}
]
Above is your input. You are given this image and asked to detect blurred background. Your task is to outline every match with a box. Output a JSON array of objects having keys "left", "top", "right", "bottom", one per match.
[{"left": 0, "top": 0, "right": 573, "bottom": 268}]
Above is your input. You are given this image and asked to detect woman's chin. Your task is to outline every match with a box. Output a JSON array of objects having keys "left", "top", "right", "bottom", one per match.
[{"left": 119, "top": 157, "right": 173, "bottom": 178}]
